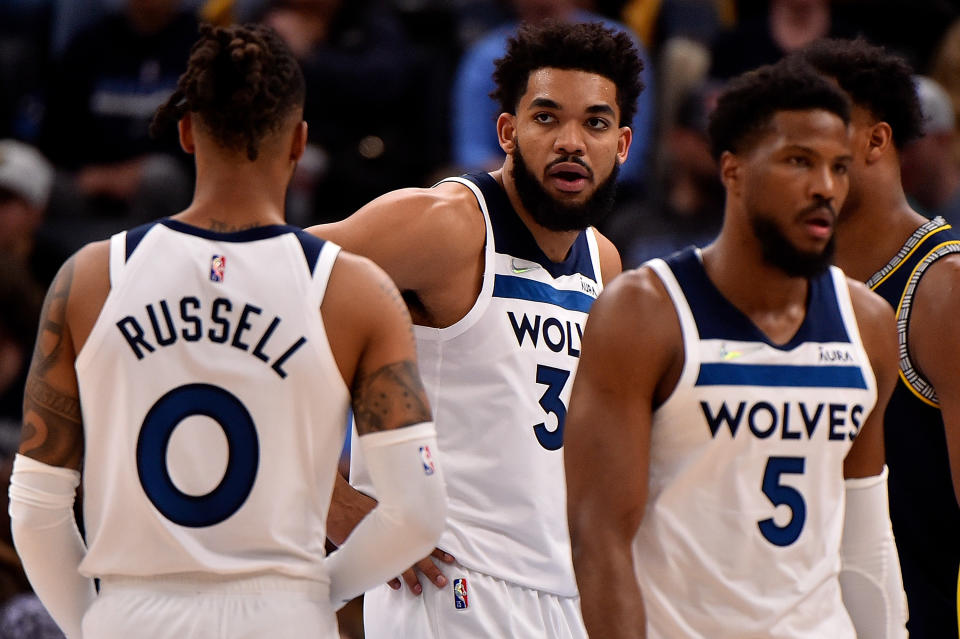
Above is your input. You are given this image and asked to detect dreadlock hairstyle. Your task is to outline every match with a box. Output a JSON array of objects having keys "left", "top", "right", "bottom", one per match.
[
  {"left": 491, "top": 21, "right": 644, "bottom": 128},
  {"left": 797, "top": 38, "right": 924, "bottom": 150},
  {"left": 707, "top": 59, "right": 851, "bottom": 161},
  {"left": 151, "top": 23, "right": 305, "bottom": 161}
]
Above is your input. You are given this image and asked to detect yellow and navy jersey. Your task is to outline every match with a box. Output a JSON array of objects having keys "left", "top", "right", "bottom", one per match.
[
  {"left": 635, "top": 248, "right": 876, "bottom": 638},
  {"left": 351, "top": 172, "right": 603, "bottom": 596},
  {"left": 868, "top": 216, "right": 960, "bottom": 638},
  {"left": 77, "top": 220, "right": 349, "bottom": 582}
]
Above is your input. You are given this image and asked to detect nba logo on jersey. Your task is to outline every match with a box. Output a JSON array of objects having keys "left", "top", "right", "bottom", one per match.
[
  {"left": 210, "top": 255, "right": 225, "bottom": 282},
  {"left": 453, "top": 578, "right": 468, "bottom": 609},
  {"left": 419, "top": 446, "right": 435, "bottom": 476}
]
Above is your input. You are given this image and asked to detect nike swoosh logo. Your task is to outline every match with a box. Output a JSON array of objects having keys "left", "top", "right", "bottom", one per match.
[{"left": 511, "top": 258, "right": 542, "bottom": 274}]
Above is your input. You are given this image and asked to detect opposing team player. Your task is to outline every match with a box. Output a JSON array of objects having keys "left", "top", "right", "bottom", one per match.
[
  {"left": 310, "top": 20, "right": 642, "bottom": 638},
  {"left": 565, "top": 60, "right": 908, "bottom": 638},
  {"left": 9, "top": 24, "right": 445, "bottom": 639},
  {"left": 797, "top": 38, "right": 960, "bottom": 638}
]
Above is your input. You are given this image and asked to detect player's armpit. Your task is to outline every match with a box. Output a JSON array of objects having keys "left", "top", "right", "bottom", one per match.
[{"left": 20, "top": 257, "right": 83, "bottom": 470}]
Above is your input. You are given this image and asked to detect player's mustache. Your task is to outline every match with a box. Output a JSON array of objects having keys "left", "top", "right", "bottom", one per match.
[
  {"left": 799, "top": 197, "right": 836, "bottom": 219},
  {"left": 546, "top": 155, "right": 593, "bottom": 178}
]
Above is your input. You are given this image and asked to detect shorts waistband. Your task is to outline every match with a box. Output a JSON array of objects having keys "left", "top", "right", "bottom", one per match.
[{"left": 98, "top": 574, "right": 330, "bottom": 598}]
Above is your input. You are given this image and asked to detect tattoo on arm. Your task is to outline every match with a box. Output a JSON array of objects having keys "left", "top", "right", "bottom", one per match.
[
  {"left": 20, "top": 258, "right": 84, "bottom": 468},
  {"left": 352, "top": 361, "right": 431, "bottom": 435},
  {"left": 22, "top": 379, "right": 83, "bottom": 468}
]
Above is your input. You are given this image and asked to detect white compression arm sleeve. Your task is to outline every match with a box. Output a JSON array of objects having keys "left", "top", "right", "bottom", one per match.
[
  {"left": 9, "top": 454, "right": 96, "bottom": 639},
  {"left": 839, "top": 466, "right": 908, "bottom": 638},
  {"left": 326, "top": 422, "right": 446, "bottom": 610}
]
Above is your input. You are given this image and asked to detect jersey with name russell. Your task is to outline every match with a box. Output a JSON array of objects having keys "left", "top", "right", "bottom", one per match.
[
  {"left": 867, "top": 216, "right": 960, "bottom": 638},
  {"left": 76, "top": 220, "right": 349, "bottom": 582},
  {"left": 637, "top": 248, "right": 876, "bottom": 639},
  {"left": 351, "top": 172, "right": 602, "bottom": 596}
]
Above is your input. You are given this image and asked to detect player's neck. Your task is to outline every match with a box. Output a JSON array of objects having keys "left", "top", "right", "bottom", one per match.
[
  {"left": 181, "top": 164, "right": 288, "bottom": 228},
  {"left": 494, "top": 168, "right": 582, "bottom": 263},
  {"left": 833, "top": 178, "right": 926, "bottom": 281},
  {"left": 702, "top": 236, "right": 812, "bottom": 345}
]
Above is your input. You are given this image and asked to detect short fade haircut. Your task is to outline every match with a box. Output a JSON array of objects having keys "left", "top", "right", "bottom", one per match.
[
  {"left": 491, "top": 20, "right": 644, "bottom": 128},
  {"left": 708, "top": 59, "right": 851, "bottom": 161},
  {"left": 151, "top": 23, "right": 305, "bottom": 161},
  {"left": 796, "top": 37, "right": 924, "bottom": 149}
]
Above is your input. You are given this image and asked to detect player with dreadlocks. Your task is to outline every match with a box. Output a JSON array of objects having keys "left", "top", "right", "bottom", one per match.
[{"left": 9, "top": 23, "right": 446, "bottom": 639}]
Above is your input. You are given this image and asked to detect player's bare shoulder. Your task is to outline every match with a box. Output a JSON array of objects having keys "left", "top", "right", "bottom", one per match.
[{"left": 590, "top": 228, "right": 623, "bottom": 285}]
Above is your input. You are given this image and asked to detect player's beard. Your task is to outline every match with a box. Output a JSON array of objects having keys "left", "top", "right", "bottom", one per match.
[
  {"left": 511, "top": 142, "right": 619, "bottom": 232},
  {"left": 750, "top": 214, "right": 835, "bottom": 278}
]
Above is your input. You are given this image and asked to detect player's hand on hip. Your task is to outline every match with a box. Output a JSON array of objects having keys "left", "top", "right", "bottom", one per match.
[{"left": 388, "top": 548, "right": 456, "bottom": 594}]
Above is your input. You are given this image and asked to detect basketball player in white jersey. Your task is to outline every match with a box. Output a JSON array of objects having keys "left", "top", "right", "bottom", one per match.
[
  {"left": 565, "top": 60, "right": 908, "bottom": 638},
  {"left": 308, "top": 21, "right": 642, "bottom": 638},
  {"left": 9, "top": 24, "right": 446, "bottom": 639}
]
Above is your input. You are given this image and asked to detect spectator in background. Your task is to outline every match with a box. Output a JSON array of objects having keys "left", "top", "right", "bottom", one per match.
[
  {"left": 709, "top": 0, "right": 856, "bottom": 81},
  {"left": 902, "top": 75, "right": 960, "bottom": 226},
  {"left": 39, "top": 0, "right": 195, "bottom": 249},
  {"left": 610, "top": 81, "right": 723, "bottom": 267},
  {"left": 0, "top": 140, "right": 65, "bottom": 289},
  {"left": 262, "top": 0, "right": 447, "bottom": 223},
  {"left": 451, "top": 0, "right": 655, "bottom": 198}
]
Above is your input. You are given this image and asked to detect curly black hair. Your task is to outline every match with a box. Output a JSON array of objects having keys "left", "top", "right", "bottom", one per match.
[
  {"left": 796, "top": 38, "right": 923, "bottom": 150},
  {"left": 150, "top": 23, "right": 305, "bottom": 161},
  {"left": 707, "top": 59, "right": 851, "bottom": 161},
  {"left": 491, "top": 21, "right": 644, "bottom": 128}
]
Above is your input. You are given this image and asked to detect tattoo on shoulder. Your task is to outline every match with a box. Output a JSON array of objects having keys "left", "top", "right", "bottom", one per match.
[{"left": 353, "top": 360, "right": 431, "bottom": 435}]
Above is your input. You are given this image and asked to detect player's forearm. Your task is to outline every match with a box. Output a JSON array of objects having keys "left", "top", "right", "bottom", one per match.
[
  {"left": 9, "top": 455, "right": 96, "bottom": 639},
  {"left": 326, "top": 472, "right": 377, "bottom": 546},
  {"left": 573, "top": 538, "right": 647, "bottom": 638}
]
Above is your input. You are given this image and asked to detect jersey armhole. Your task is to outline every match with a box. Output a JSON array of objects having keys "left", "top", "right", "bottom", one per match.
[
  {"left": 108, "top": 231, "right": 128, "bottom": 288},
  {"left": 312, "top": 241, "right": 342, "bottom": 305}
]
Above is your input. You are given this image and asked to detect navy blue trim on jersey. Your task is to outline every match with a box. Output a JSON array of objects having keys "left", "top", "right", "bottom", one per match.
[
  {"left": 160, "top": 219, "right": 300, "bottom": 243},
  {"left": 292, "top": 229, "right": 326, "bottom": 274},
  {"left": 126, "top": 221, "right": 159, "bottom": 261},
  {"left": 493, "top": 274, "right": 595, "bottom": 312},
  {"left": 664, "top": 247, "right": 851, "bottom": 348},
  {"left": 155, "top": 219, "right": 326, "bottom": 274},
  {"left": 461, "top": 173, "right": 597, "bottom": 281},
  {"left": 696, "top": 362, "right": 868, "bottom": 389}
]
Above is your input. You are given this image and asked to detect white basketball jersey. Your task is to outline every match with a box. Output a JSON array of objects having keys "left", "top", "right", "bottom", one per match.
[
  {"left": 351, "top": 173, "right": 602, "bottom": 596},
  {"left": 76, "top": 220, "right": 349, "bottom": 582},
  {"left": 636, "top": 248, "right": 877, "bottom": 638}
]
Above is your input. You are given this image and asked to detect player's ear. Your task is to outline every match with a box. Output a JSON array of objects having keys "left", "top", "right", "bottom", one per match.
[
  {"left": 178, "top": 115, "right": 195, "bottom": 155},
  {"left": 290, "top": 120, "right": 308, "bottom": 163},
  {"left": 719, "top": 150, "right": 740, "bottom": 193},
  {"left": 864, "top": 121, "right": 892, "bottom": 165},
  {"left": 497, "top": 113, "right": 517, "bottom": 154}
]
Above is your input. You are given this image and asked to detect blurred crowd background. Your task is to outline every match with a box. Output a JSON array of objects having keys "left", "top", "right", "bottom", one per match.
[{"left": 2, "top": 0, "right": 960, "bottom": 637}]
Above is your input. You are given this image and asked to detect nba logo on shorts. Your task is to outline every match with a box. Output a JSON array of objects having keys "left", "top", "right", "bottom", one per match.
[
  {"left": 419, "top": 446, "right": 435, "bottom": 476},
  {"left": 210, "top": 255, "right": 225, "bottom": 282},
  {"left": 453, "top": 578, "right": 468, "bottom": 609}
]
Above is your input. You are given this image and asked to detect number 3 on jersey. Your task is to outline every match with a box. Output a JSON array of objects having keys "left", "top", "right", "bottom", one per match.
[{"left": 533, "top": 364, "right": 570, "bottom": 450}]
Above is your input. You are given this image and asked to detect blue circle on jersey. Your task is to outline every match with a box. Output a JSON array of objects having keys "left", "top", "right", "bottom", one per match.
[{"left": 137, "top": 383, "right": 259, "bottom": 527}]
